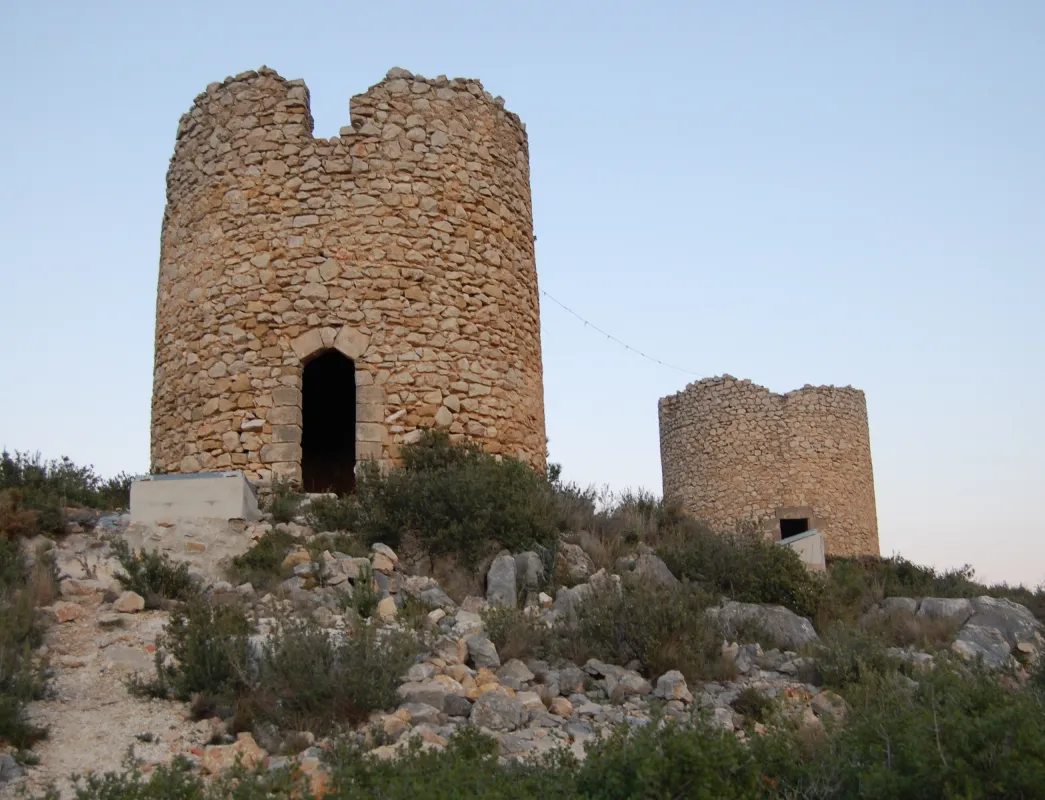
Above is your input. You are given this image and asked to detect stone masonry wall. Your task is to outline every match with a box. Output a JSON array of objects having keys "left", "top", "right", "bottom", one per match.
[
  {"left": 658, "top": 376, "right": 879, "bottom": 557},
  {"left": 151, "top": 66, "right": 546, "bottom": 485}
]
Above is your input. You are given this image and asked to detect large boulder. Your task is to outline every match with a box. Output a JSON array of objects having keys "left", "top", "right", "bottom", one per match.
[
  {"left": 966, "top": 596, "right": 1043, "bottom": 651},
  {"left": 559, "top": 543, "right": 595, "bottom": 584},
  {"left": 469, "top": 691, "right": 524, "bottom": 731},
  {"left": 466, "top": 634, "right": 501, "bottom": 669},
  {"left": 514, "top": 552, "right": 545, "bottom": 589},
  {"left": 950, "top": 596, "right": 1044, "bottom": 668},
  {"left": 706, "top": 601, "right": 819, "bottom": 651},
  {"left": 916, "top": 598, "right": 974, "bottom": 626},
  {"left": 619, "top": 553, "right": 680, "bottom": 588},
  {"left": 486, "top": 552, "right": 517, "bottom": 608}
]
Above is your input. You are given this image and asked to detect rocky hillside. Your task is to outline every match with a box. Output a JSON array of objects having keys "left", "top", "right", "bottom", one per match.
[{"left": 3, "top": 439, "right": 1045, "bottom": 798}]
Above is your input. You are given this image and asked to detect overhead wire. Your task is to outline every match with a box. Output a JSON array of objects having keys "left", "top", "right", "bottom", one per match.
[{"left": 539, "top": 289, "right": 701, "bottom": 377}]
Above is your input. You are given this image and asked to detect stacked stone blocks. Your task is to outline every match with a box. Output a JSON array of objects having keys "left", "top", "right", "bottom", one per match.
[{"left": 151, "top": 66, "right": 546, "bottom": 486}]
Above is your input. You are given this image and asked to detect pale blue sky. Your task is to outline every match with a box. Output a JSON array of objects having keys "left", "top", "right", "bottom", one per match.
[{"left": 1, "top": 1, "right": 1042, "bottom": 584}]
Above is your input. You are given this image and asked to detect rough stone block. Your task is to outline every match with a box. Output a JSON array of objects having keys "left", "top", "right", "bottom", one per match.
[
  {"left": 260, "top": 443, "right": 302, "bottom": 464},
  {"left": 272, "top": 387, "right": 302, "bottom": 407},
  {"left": 267, "top": 406, "right": 303, "bottom": 426},
  {"left": 356, "top": 423, "right": 386, "bottom": 443},
  {"left": 271, "top": 425, "right": 302, "bottom": 444}
]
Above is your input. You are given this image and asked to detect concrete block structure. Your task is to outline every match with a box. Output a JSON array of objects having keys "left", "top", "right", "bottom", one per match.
[
  {"left": 659, "top": 376, "right": 879, "bottom": 557},
  {"left": 150, "top": 66, "right": 546, "bottom": 492},
  {"left": 130, "top": 472, "right": 261, "bottom": 523}
]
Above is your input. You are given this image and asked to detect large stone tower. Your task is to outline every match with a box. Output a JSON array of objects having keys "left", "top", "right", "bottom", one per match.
[
  {"left": 658, "top": 376, "right": 879, "bottom": 557},
  {"left": 151, "top": 66, "right": 546, "bottom": 491}
]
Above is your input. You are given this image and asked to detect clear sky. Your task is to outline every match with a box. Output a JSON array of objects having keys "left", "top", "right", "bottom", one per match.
[{"left": 1, "top": 1, "right": 1042, "bottom": 585}]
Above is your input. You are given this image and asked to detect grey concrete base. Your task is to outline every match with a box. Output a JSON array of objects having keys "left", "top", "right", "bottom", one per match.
[
  {"left": 130, "top": 472, "right": 261, "bottom": 524},
  {"left": 777, "top": 529, "right": 826, "bottom": 572}
]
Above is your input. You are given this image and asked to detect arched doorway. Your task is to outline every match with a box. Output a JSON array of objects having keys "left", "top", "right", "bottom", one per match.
[{"left": 301, "top": 350, "right": 356, "bottom": 494}]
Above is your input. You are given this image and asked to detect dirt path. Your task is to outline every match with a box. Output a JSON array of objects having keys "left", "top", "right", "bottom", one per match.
[{"left": 4, "top": 599, "right": 211, "bottom": 799}]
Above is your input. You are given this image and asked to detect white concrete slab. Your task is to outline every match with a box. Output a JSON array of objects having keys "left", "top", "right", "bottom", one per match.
[
  {"left": 777, "top": 529, "right": 826, "bottom": 572},
  {"left": 130, "top": 472, "right": 260, "bottom": 524}
]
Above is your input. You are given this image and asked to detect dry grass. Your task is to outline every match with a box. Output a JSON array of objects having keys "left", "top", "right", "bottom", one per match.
[
  {"left": 861, "top": 610, "right": 960, "bottom": 651},
  {"left": 431, "top": 555, "right": 482, "bottom": 604}
]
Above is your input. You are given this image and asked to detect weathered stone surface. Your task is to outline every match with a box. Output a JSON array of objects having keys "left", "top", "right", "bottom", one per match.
[
  {"left": 0, "top": 753, "right": 23, "bottom": 784},
  {"left": 965, "top": 596, "right": 1043, "bottom": 652},
  {"left": 466, "top": 634, "right": 501, "bottom": 669},
  {"left": 514, "top": 551, "right": 544, "bottom": 589},
  {"left": 486, "top": 552, "right": 517, "bottom": 608},
  {"left": 559, "top": 543, "right": 595, "bottom": 583},
  {"left": 113, "top": 591, "right": 146, "bottom": 613},
  {"left": 151, "top": 68, "right": 546, "bottom": 483},
  {"left": 497, "top": 659, "right": 535, "bottom": 683},
  {"left": 952, "top": 625, "right": 1012, "bottom": 668},
  {"left": 653, "top": 670, "right": 693, "bottom": 704},
  {"left": 659, "top": 377, "right": 879, "bottom": 558},
  {"left": 706, "top": 601, "right": 819, "bottom": 651},
  {"left": 47, "top": 601, "right": 86, "bottom": 623},
  {"left": 621, "top": 553, "right": 679, "bottom": 588},
  {"left": 917, "top": 598, "right": 974, "bottom": 626},
  {"left": 881, "top": 597, "right": 919, "bottom": 616},
  {"left": 469, "top": 691, "right": 523, "bottom": 731},
  {"left": 201, "top": 732, "right": 267, "bottom": 775}
]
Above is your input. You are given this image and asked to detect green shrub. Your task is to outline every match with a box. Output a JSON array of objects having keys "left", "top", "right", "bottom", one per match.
[
  {"left": 777, "top": 664, "right": 1045, "bottom": 798},
  {"left": 483, "top": 606, "right": 554, "bottom": 662},
  {"left": 352, "top": 430, "right": 558, "bottom": 567},
  {"left": 247, "top": 617, "right": 420, "bottom": 733},
  {"left": 0, "top": 449, "right": 139, "bottom": 514},
  {"left": 0, "top": 536, "right": 50, "bottom": 747},
  {"left": 147, "top": 597, "right": 253, "bottom": 705},
  {"left": 348, "top": 562, "right": 380, "bottom": 620},
  {"left": 229, "top": 529, "right": 296, "bottom": 590},
  {"left": 109, "top": 536, "right": 197, "bottom": 609},
  {"left": 265, "top": 478, "right": 302, "bottom": 524},
  {"left": 573, "top": 719, "right": 772, "bottom": 799},
  {"left": 304, "top": 493, "right": 358, "bottom": 533},
  {"left": 659, "top": 524, "right": 824, "bottom": 619},
  {"left": 814, "top": 622, "right": 901, "bottom": 691},
  {"left": 730, "top": 687, "right": 776, "bottom": 725},
  {"left": 51, "top": 754, "right": 306, "bottom": 800},
  {"left": 322, "top": 727, "right": 574, "bottom": 799},
  {"left": 569, "top": 579, "right": 733, "bottom": 684}
]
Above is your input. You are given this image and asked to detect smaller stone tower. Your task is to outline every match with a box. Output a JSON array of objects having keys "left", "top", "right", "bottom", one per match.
[{"left": 658, "top": 376, "right": 879, "bottom": 557}]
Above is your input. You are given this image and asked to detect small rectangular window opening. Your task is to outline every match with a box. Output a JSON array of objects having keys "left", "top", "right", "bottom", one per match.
[{"left": 780, "top": 518, "right": 809, "bottom": 540}]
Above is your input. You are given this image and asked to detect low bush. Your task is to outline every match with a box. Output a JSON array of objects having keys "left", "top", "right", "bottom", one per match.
[
  {"left": 48, "top": 755, "right": 306, "bottom": 800},
  {"left": 731, "top": 687, "right": 777, "bottom": 725},
  {"left": 246, "top": 618, "right": 419, "bottom": 733},
  {"left": 0, "top": 535, "right": 51, "bottom": 748},
  {"left": 659, "top": 524, "right": 824, "bottom": 619},
  {"left": 814, "top": 622, "right": 901, "bottom": 691},
  {"left": 109, "top": 536, "right": 197, "bottom": 609},
  {"left": 146, "top": 597, "right": 253, "bottom": 706},
  {"left": 228, "top": 529, "right": 296, "bottom": 591},
  {"left": 304, "top": 494, "right": 357, "bottom": 533},
  {"left": 483, "top": 606, "right": 554, "bottom": 663},
  {"left": 346, "top": 562, "right": 380, "bottom": 620},
  {"left": 569, "top": 579, "right": 734, "bottom": 683},
  {"left": 142, "top": 596, "right": 420, "bottom": 736},
  {"left": 265, "top": 478, "right": 302, "bottom": 524},
  {"left": 860, "top": 608, "right": 960, "bottom": 651},
  {"left": 0, "top": 449, "right": 137, "bottom": 515},
  {"left": 352, "top": 430, "right": 558, "bottom": 567}
]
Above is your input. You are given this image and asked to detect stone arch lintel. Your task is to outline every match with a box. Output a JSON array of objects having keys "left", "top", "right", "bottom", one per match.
[{"left": 291, "top": 325, "right": 371, "bottom": 363}]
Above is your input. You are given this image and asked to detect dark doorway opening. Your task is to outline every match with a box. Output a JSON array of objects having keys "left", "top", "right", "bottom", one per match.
[
  {"left": 301, "top": 350, "right": 356, "bottom": 495},
  {"left": 780, "top": 518, "right": 810, "bottom": 541}
]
